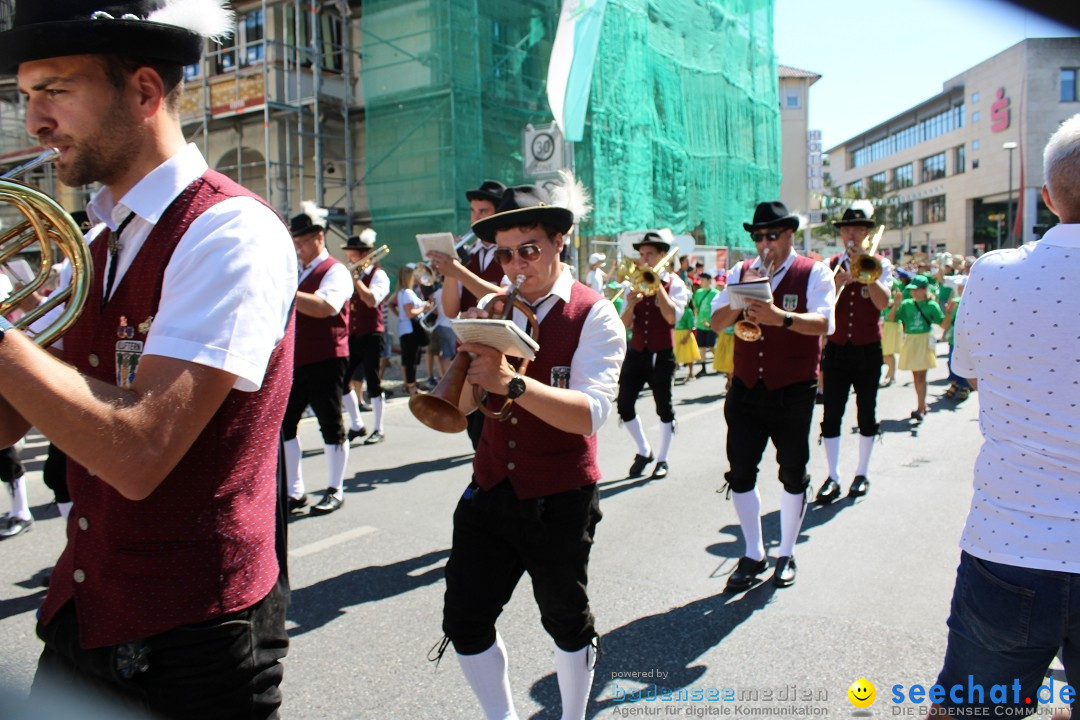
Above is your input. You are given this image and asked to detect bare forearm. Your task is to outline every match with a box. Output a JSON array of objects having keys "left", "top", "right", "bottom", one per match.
[
  {"left": 868, "top": 282, "right": 890, "bottom": 310},
  {"left": 789, "top": 313, "right": 828, "bottom": 336},
  {"left": 514, "top": 379, "right": 594, "bottom": 436},
  {"left": 296, "top": 291, "right": 337, "bottom": 318},
  {"left": 711, "top": 306, "right": 741, "bottom": 331},
  {"left": 460, "top": 269, "right": 503, "bottom": 301}
]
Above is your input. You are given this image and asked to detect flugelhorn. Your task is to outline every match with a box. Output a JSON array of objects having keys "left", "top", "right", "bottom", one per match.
[
  {"left": 409, "top": 275, "right": 540, "bottom": 433},
  {"left": 347, "top": 244, "right": 389, "bottom": 274},
  {"left": 0, "top": 148, "right": 92, "bottom": 347},
  {"left": 732, "top": 256, "right": 776, "bottom": 342}
]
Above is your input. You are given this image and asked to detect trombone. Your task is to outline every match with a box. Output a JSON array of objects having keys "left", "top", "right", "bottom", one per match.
[{"left": 347, "top": 244, "right": 390, "bottom": 275}]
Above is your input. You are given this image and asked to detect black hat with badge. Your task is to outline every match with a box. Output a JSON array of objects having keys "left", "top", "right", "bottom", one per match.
[
  {"left": 0, "top": 1, "right": 236, "bottom": 74},
  {"left": 471, "top": 184, "right": 574, "bottom": 243},
  {"left": 465, "top": 180, "right": 507, "bottom": 205},
  {"left": 832, "top": 200, "right": 876, "bottom": 228},
  {"left": 743, "top": 201, "right": 800, "bottom": 233}
]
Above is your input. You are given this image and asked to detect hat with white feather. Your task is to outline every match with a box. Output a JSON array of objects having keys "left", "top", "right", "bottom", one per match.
[
  {"left": 0, "top": 0, "right": 234, "bottom": 73},
  {"left": 289, "top": 201, "right": 329, "bottom": 237},
  {"left": 832, "top": 199, "right": 877, "bottom": 228},
  {"left": 471, "top": 169, "right": 592, "bottom": 244}
]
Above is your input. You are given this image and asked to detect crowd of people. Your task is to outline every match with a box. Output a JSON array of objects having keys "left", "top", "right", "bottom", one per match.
[{"left": 0, "top": 4, "right": 1077, "bottom": 719}]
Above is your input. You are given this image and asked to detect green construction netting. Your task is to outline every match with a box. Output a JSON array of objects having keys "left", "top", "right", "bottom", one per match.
[{"left": 361, "top": 0, "right": 778, "bottom": 273}]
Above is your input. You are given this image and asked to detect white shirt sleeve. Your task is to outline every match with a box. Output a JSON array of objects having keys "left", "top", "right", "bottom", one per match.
[
  {"left": 315, "top": 262, "right": 353, "bottom": 314},
  {"left": 805, "top": 260, "right": 837, "bottom": 335},
  {"left": 570, "top": 299, "right": 627, "bottom": 436},
  {"left": 876, "top": 257, "right": 894, "bottom": 291},
  {"left": 666, "top": 274, "right": 689, "bottom": 318},
  {"left": 143, "top": 196, "right": 297, "bottom": 392},
  {"left": 713, "top": 263, "right": 744, "bottom": 312},
  {"left": 367, "top": 268, "right": 390, "bottom": 306}
]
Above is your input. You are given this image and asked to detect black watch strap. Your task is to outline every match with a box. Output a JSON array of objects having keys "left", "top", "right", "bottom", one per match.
[
  {"left": 783, "top": 312, "right": 794, "bottom": 328},
  {"left": 507, "top": 374, "right": 526, "bottom": 399}
]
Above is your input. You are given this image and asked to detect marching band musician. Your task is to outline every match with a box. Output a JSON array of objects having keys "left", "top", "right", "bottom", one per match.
[
  {"left": 341, "top": 230, "right": 390, "bottom": 446},
  {"left": 435, "top": 182, "right": 625, "bottom": 720},
  {"left": 710, "top": 202, "right": 835, "bottom": 591},
  {"left": 0, "top": 1, "right": 296, "bottom": 715},
  {"left": 616, "top": 231, "right": 689, "bottom": 480},
  {"left": 815, "top": 202, "right": 893, "bottom": 505},
  {"left": 283, "top": 202, "right": 354, "bottom": 516}
]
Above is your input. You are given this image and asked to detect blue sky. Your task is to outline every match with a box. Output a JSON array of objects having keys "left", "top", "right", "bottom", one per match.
[{"left": 773, "top": 0, "right": 1079, "bottom": 150}]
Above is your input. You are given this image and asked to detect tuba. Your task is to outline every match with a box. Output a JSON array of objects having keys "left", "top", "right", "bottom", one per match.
[{"left": 0, "top": 148, "right": 92, "bottom": 347}]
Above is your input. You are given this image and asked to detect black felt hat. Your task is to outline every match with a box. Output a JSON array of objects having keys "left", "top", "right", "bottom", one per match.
[
  {"left": 0, "top": 1, "right": 231, "bottom": 74},
  {"left": 341, "top": 229, "right": 376, "bottom": 251},
  {"left": 471, "top": 185, "right": 574, "bottom": 243},
  {"left": 289, "top": 201, "right": 328, "bottom": 237},
  {"left": 632, "top": 231, "right": 672, "bottom": 252},
  {"left": 742, "top": 201, "right": 800, "bottom": 233},
  {"left": 832, "top": 205, "right": 876, "bottom": 228},
  {"left": 465, "top": 180, "right": 507, "bottom": 204}
]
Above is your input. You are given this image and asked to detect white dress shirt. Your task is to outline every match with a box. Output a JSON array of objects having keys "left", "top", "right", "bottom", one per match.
[
  {"left": 478, "top": 266, "right": 626, "bottom": 436},
  {"left": 711, "top": 248, "right": 836, "bottom": 335},
  {"left": 299, "top": 248, "right": 352, "bottom": 314},
  {"left": 360, "top": 267, "right": 391, "bottom": 307},
  {"left": 661, "top": 270, "right": 689, "bottom": 319},
  {"left": 50, "top": 143, "right": 296, "bottom": 392},
  {"left": 953, "top": 223, "right": 1080, "bottom": 573}
]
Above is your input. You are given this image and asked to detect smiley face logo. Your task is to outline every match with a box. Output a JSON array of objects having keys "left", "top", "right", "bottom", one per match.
[{"left": 847, "top": 678, "right": 876, "bottom": 708}]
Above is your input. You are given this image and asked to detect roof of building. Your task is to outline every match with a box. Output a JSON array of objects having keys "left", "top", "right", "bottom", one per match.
[{"left": 778, "top": 64, "right": 821, "bottom": 83}]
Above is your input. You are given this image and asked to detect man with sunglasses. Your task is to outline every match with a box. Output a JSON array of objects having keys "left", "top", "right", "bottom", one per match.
[
  {"left": 710, "top": 201, "right": 835, "bottom": 591},
  {"left": 815, "top": 202, "right": 892, "bottom": 505},
  {"left": 436, "top": 184, "right": 625, "bottom": 720},
  {"left": 617, "top": 231, "right": 689, "bottom": 479}
]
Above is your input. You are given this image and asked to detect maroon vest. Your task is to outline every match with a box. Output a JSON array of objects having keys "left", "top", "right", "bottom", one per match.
[
  {"left": 295, "top": 256, "right": 350, "bottom": 366},
  {"left": 473, "top": 282, "right": 602, "bottom": 499},
  {"left": 629, "top": 277, "right": 675, "bottom": 352},
  {"left": 460, "top": 245, "right": 505, "bottom": 311},
  {"left": 43, "top": 171, "right": 295, "bottom": 648},
  {"left": 733, "top": 255, "right": 822, "bottom": 390},
  {"left": 827, "top": 254, "right": 883, "bottom": 345},
  {"left": 348, "top": 265, "right": 385, "bottom": 336}
]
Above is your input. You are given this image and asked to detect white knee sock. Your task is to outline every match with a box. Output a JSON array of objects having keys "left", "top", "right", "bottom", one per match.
[
  {"left": 778, "top": 490, "right": 807, "bottom": 557},
  {"left": 656, "top": 421, "right": 674, "bottom": 463},
  {"left": 855, "top": 434, "right": 875, "bottom": 477},
  {"left": 372, "top": 394, "right": 386, "bottom": 432},
  {"left": 57, "top": 501, "right": 72, "bottom": 520},
  {"left": 284, "top": 439, "right": 304, "bottom": 499},
  {"left": 554, "top": 643, "right": 595, "bottom": 720},
  {"left": 823, "top": 436, "right": 840, "bottom": 480},
  {"left": 731, "top": 489, "right": 765, "bottom": 562},
  {"left": 9, "top": 475, "right": 31, "bottom": 521},
  {"left": 456, "top": 634, "right": 518, "bottom": 720},
  {"left": 343, "top": 389, "right": 364, "bottom": 432},
  {"left": 325, "top": 443, "right": 349, "bottom": 493},
  {"left": 623, "top": 417, "right": 651, "bottom": 457}
]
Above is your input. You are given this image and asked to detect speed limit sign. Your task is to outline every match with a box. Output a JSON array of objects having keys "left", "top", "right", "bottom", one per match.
[{"left": 523, "top": 123, "right": 567, "bottom": 178}]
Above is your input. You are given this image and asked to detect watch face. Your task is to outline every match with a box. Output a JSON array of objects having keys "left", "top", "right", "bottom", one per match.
[{"left": 508, "top": 376, "right": 526, "bottom": 398}]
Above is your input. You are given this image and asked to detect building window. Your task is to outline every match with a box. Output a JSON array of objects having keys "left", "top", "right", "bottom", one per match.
[
  {"left": 849, "top": 179, "right": 864, "bottom": 196},
  {"left": 1062, "top": 69, "right": 1078, "bottom": 102},
  {"left": 851, "top": 103, "right": 964, "bottom": 168},
  {"left": 972, "top": 158, "right": 980, "bottom": 170},
  {"left": 211, "top": 9, "right": 265, "bottom": 74},
  {"left": 921, "top": 152, "right": 946, "bottom": 183},
  {"left": 923, "top": 195, "right": 946, "bottom": 224},
  {"left": 184, "top": 63, "right": 200, "bottom": 81},
  {"left": 897, "top": 202, "right": 914, "bottom": 226},
  {"left": 784, "top": 89, "right": 801, "bottom": 109},
  {"left": 893, "top": 163, "right": 913, "bottom": 190},
  {"left": 868, "top": 172, "right": 887, "bottom": 197},
  {"left": 972, "top": 139, "right": 980, "bottom": 151},
  {"left": 972, "top": 110, "right": 980, "bottom": 123},
  {"left": 286, "top": 7, "right": 344, "bottom": 73},
  {"left": 972, "top": 91, "right": 980, "bottom": 103},
  {"left": 955, "top": 145, "right": 966, "bottom": 174}
]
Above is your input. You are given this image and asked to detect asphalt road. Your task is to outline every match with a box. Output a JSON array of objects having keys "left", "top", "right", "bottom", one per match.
[{"left": 0, "top": 345, "right": 1068, "bottom": 718}]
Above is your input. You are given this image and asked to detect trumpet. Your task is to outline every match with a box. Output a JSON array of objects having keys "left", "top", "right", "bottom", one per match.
[
  {"left": 417, "top": 300, "right": 440, "bottom": 332},
  {"left": 0, "top": 148, "right": 92, "bottom": 347},
  {"left": 610, "top": 246, "right": 681, "bottom": 303},
  {"left": 413, "top": 262, "right": 437, "bottom": 287},
  {"left": 347, "top": 244, "right": 390, "bottom": 274},
  {"left": 849, "top": 225, "right": 885, "bottom": 285},
  {"left": 732, "top": 257, "right": 777, "bottom": 342}
]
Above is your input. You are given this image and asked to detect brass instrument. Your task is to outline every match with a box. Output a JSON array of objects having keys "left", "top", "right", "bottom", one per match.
[
  {"left": 347, "top": 244, "right": 390, "bottom": 274},
  {"left": 609, "top": 246, "right": 681, "bottom": 303},
  {"left": 409, "top": 274, "right": 540, "bottom": 433},
  {"left": 413, "top": 262, "right": 437, "bottom": 287},
  {"left": 417, "top": 296, "right": 440, "bottom": 332},
  {"left": 455, "top": 231, "right": 480, "bottom": 252},
  {"left": 732, "top": 256, "right": 776, "bottom": 343},
  {"left": 606, "top": 257, "right": 640, "bottom": 304},
  {"left": 850, "top": 225, "right": 885, "bottom": 285},
  {"left": 0, "top": 148, "right": 91, "bottom": 347}
]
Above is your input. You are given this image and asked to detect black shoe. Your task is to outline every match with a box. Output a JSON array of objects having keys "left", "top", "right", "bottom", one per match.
[
  {"left": 815, "top": 391, "right": 824, "bottom": 405},
  {"left": 358, "top": 401, "right": 373, "bottom": 412},
  {"left": 650, "top": 461, "right": 669, "bottom": 479},
  {"left": 287, "top": 494, "right": 308, "bottom": 514},
  {"left": 772, "top": 556, "right": 797, "bottom": 587},
  {"left": 0, "top": 515, "right": 33, "bottom": 539},
  {"left": 348, "top": 427, "right": 368, "bottom": 443},
  {"left": 848, "top": 475, "right": 870, "bottom": 498},
  {"left": 364, "top": 430, "right": 385, "bottom": 445},
  {"left": 726, "top": 556, "right": 769, "bottom": 592},
  {"left": 311, "top": 489, "right": 344, "bottom": 515},
  {"left": 911, "top": 409, "right": 924, "bottom": 423},
  {"left": 628, "top": 453, "right": 654, "bottom": 478},
  {"left": 815, "top": 478, "right": 841, "bottom": 505}
]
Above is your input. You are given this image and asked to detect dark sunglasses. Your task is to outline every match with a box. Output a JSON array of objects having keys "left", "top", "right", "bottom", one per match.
[
  {"left": 749, "top": 231, "right": 784, "bottom": 243},
  {"left": 493, "top": 243, "right": 543, "bottom": 264}
]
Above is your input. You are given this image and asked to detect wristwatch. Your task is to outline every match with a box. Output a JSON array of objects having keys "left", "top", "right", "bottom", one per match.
[
  {"left": 507, "top": 374, "right": 527, "bottom": 399},
  {"left": 783, "top": 313, "right": 794, "bottom": 328}
]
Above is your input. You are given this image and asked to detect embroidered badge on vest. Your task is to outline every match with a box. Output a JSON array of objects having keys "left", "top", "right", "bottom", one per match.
[
  {"left": 861, "top": 286, "right": 871, "bottom": 299},
  {"left": 550, "top": 366, "right": 571, "bottom": 389},
  {"left": 782, "top": 295, "right": 799, "bottom": 311},
  {"left": 115, "top": 316, "right": 144, "bottom": 388}
]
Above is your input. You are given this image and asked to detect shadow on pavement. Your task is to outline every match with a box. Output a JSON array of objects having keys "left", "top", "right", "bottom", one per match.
[
  {"left": 286, "top": 548, "right": 450, "bottom": 637},
  {"left": 346, "top": 453, "right": 474, "bottom": 491}
]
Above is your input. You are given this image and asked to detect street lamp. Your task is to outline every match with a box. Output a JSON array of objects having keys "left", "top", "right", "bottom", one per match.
[{"left": 1003, "top": 141, "right": 1018, "bottom": 248}]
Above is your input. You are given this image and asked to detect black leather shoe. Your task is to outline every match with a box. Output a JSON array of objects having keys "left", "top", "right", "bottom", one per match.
[
  {"left": 364, "top": 430, "right": 385, "bottom": 445},
  {"left": 848, "top": 475, "right": 870, "bottom": 498},
  {"left": 814, "top": 391, "right": 824, "bottom": 405},
  {"left": 650, "top": 461, "right": 669, "bottom": 479},
  {"left": 628, "top": 453, "right": 654, "bottom": 478},
  {"left": 725, "top": 556, "right": 769, "bottom": 592},
  {"left": 311, "top": 489, "right": 344, "bottom": 515},
  {"left": 348, "top": 427, "right": 368, "bottom": 442},
  {"left": 815, "top": 478, "right": 841, "bottom": 505},
  {"left": 772, "top": 555, "right": 797, "bottom": 587},
  {"left": 358, "top": 401, "right": 373, "bottom": 412},
  {"left": 0, "top": 515, "right": 33, "bottom": 539},
  {"left": 287, "top": 494, "right": 308, "bottom": 514}
]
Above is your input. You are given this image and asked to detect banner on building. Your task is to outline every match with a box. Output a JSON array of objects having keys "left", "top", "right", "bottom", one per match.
[{"left": 546, "top": 0, "right": 609, "bottom": 143}]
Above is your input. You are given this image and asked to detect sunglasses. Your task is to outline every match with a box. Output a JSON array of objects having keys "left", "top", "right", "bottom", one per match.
[
  {"left": 749, "top": 231, "right": 784, "bottom": 243},
  {"left": 493, "top": 243, "right": 543, "bottom": 265}
]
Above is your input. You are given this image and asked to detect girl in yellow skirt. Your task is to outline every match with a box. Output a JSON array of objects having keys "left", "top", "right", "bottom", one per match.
[
  {"left": 888, "top": 275, "right": 944, "bottom": 422},
  {"left": 674, "top": 301, "right": 701, "bottom": 383},
  {"left": 713, "top": 325, "right": 735, "bottom": 390},
  {"left": 879, "top": 277, "right": 904, "bottom": 386}
]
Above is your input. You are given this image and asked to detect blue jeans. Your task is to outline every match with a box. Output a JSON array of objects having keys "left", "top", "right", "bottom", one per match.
[
  {"left": 946, "top": 344, "right": 972, "bottom": 390},
  {"left": 936, "top": 552, "right": 1080, "bottom": 713}
]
